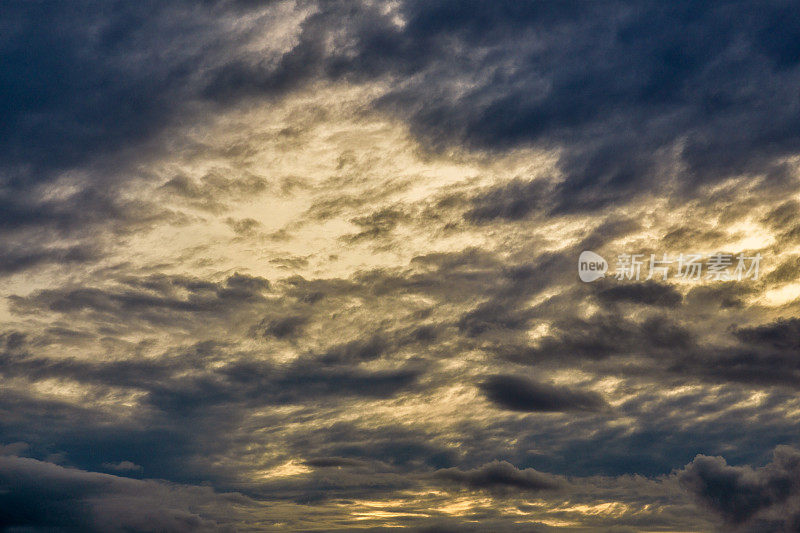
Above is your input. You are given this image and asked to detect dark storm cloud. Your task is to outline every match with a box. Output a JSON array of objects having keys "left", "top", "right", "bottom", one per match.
[
  {"left": 517, "top": 293, "right": 800, "bottom": 390},
  {"left": 8, "top": 242, "right": 791, "bottom": 490},
  {"left": 202, "top": 0, "right": 800, "bottom": 213},
  {"left": 0, "top": 454, "right": 242, "bottom": 532},
  {"left": 0, "top": 1, "right": 286, "bottom": 268},
  {"left": 660, "top": 225, "right": 728, "bottom": 249},
  {"left": 522, "top": 387, "right": 792, "bottom": 478},
  {"left": 0, "top": 384, "right": 205, "bottom": 486},
  {"left": 444, "top": 252, "right": 578, "bottom": 337},
  {"left": 368, "top": 0, "right": 800, "bottom": 211},
  {"left": 6, "top": 0, "right": 800, "bottom": 235},
  {"left": 241, "top": 424, "right": 464, "bottom": 503},
  {"left": 0, "top": 349, "right": 175, "bottom": 388},
  {"left": 480, "top": 375, "right": 607, "bottom": 412},
  {"left": 679, "top": 446, "right": 800, "bottom": 531},
  {"left": 231, "top": 361, "right": 422, "bottom": 404},
  {"left": 0, "top": 187, "right": 186, "bottom": 281},
  {"left": 0, "top": 336, "right": 423, "bottom": 493},
  {"left": 0, "top": 0, "right": 268, "bottom": 188},
  {"left": 0, "top": 188, "right": 180, "bottom": 236}
]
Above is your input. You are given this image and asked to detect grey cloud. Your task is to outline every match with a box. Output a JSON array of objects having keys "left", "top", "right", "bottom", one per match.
[
  {"left": 734, "top": 318, "right": 800, "bottom": 350},
  {"left": 302, "top": 457, "right": 367, "bottom": 468},
  {"left": 0, "top": 0, "right": 278, "bottom": 188},
  {"left": 225, "top": 216, "right": 262, "bottom": 236},
  {"left": 679, "top": 446, "right": 800, "bottom": 531},
  {"left": 315, "top": 335, "right": 390, "bottom": 365},
  {"left": 673, "top": 350, "right": 800, "bottom": 389},
  {"left": 284, "top": 422, "right": 460, "bottom": 473},
  {"left": 10, "top": 272, "right": 271, "bottom": 332},
  {"left": 344, "top": 207, "right": 409, "bottom": 242},
  {"left": 0, "top": 454, "right": 244, "bottom": 532},
  {"left": 595, "top": 280, "right": 683, "bottom": 307},
  {"left": 102, "top": 460, "right": 143, "bottom": 472},
  {"left": 5, "top": 2, "right": 800, "bottom": 527},
  {"left": 269, "top": 255, "right": 310, "bottom": 270},
  {"left": 0, "top": 188, "right": 181, "bottom": 236},
  {"left": 386, "top": 1, "right": 800, "bottom": 212},
  {"left": 685, "top": 283, "right": 757, "bottom": 309},
  {"left": 0, "top": 342, "right": 421, "bottom": 414},
  {"left": 520, "top": 312, "right": 694, "bottom": 362},
  {"left": 457, "top": 301, "right": 533, "bottom": 337},
  {"left": 7, "top": 0, "right": 800, "bottom": 249},
  {"left": 436, "top": 460, "right": 562, "bottom": 492},
  {"left": 256, "top": 314, "right": 308, "bottom": 339},
  {"left": 464, "top": 178, "right": 553, "bottom": 223},
  {"left": 763, "top": 257, "right": 800, "bottom": 285},
  {"left": 0, "top": 244, "right": 102, "bottom": 275},
  {"left": 160, "top": 172, "right": 269, "bottom": 213},
  {"left": 479, "top": 375, "right": 607, "bottom": 412},
  {"left": 762, "top": 200, "right": 800, "bottom": 230},
  {"left": 661, "top": 225, "right": 727, "bottom": 249},
  {"left": 0, "top": 1, "right": 287, "bottom": 275}
]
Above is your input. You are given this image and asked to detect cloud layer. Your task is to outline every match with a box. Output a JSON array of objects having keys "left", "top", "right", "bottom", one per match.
[{"left": 2, "top": 1, "right": 800, "bottom": 531}]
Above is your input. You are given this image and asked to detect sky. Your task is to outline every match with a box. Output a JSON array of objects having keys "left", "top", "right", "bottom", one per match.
[{"left": 2, "top": 1, "right": 800, "bottom": 531}]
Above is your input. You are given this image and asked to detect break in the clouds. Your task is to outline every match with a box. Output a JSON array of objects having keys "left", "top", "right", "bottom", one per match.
[{"left": 2, "top": 1, "right": 800, "bottom": 531}]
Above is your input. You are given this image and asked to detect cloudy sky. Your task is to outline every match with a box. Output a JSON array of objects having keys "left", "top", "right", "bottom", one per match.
[{"left": 2, "top": 1, "right": 800, "bottom": 531}]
